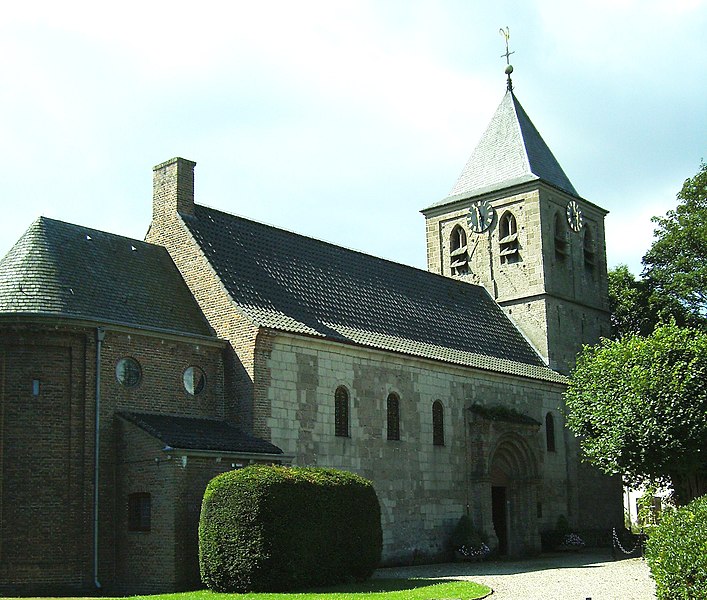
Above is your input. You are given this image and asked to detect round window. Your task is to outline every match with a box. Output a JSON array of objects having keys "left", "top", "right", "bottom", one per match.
[
  {"left": 183, "top": 366, "right": 206, "bottom": 395},
  {"left": 116, "top": 357, "right": 142, "bottom": 387}
]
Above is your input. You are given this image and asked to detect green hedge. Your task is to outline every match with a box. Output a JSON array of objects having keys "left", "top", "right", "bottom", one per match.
[
  {"left": 199, "top": 465, "right": 382, "bottom": 592},
  {"left": 645, "top": 494, "right": 707, "bottom": 599}
]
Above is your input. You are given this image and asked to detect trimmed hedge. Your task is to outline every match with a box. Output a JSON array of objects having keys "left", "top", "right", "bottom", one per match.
[
  {"left": 645, "top": 494, "right": 707, "bottom": 599},
  {"left": 199, "top": 465, "right": 382, "bottom": 592}
]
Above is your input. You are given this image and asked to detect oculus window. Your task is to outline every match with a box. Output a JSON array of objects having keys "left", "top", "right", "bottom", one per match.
[
  {"left": 183, "top": 366, "right": 206, "bottom": 395},
  {"left": 116, "top": 357, "right": 142, "bottom": 388}
]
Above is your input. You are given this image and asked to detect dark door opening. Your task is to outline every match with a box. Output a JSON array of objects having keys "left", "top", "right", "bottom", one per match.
[{"left": 492, "top": 486, "right": 508, "bottom": 555}]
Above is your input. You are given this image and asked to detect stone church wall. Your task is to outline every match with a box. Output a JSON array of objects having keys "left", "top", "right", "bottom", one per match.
[{"left": 260, "top": 331, "right": 573, "bottom": 562}]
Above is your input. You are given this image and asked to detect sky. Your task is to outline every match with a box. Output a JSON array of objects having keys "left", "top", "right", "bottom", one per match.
[{"left": 1, "top": 0, "right": 705, "bottom": 277}]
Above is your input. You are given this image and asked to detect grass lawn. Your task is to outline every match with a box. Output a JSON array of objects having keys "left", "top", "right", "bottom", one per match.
[{"left": 18, "top": 578, "right": 491, "bottom": 600}]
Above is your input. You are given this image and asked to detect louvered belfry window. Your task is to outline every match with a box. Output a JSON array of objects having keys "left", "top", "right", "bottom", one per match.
[
  {"left": 334, "top": 386, "right": 349, "bottom": 437},
  {"left": 387, "top": 393, "right": 400, "bottom": 441},
  {"left": 546, "top": 412, "right": 556, "bottom": 453},
  {"left": 449, "top": 224, "right": 469, "bottom": 275},
  {"left": 499, "top": 211, "right": 520, "bottom": 263},
  {"left": 554, "top": 212, "right": 568, "bottom": 259},
  {"left": 583, "top": 225, "right": 596, "bottom": 272},
  {"left": 432, "top": 400, "right": 444, "bottom": 446}
]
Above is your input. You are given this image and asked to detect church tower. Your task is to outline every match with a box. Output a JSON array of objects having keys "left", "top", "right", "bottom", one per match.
[{"left": 422, "top": 69, "right": 610, "bottom": 374}]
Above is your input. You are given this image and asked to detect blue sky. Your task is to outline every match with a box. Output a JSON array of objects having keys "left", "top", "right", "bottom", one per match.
[{"left": 1, "top": 0, "right": 705, "bottom": 276}]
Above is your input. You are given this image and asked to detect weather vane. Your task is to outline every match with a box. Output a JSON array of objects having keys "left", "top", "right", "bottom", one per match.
[{"left": 499, "top": 27, "right": 514, "bottom": 91}]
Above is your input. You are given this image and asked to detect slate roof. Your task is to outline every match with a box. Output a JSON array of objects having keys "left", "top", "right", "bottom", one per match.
[
  {"left": 182, "top": 205, "right": 565, "bottom": 383},
  {"left": 118, "top": 411, "right": 284, "bottom": 455},
  {"left": 426, "top": 90, "right": 578, "bottom": 211},
  {"left": 0, "top": 217, "right": 213, "bottom": 337}
]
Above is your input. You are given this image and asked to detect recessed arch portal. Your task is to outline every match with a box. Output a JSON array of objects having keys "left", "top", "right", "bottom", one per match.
[{"left": 488, "top": 433, "right": 540, "bottom": 556}]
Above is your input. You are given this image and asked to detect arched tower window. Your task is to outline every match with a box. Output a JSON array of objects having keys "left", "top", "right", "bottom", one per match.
[
  {"left": 545, "top": 412, "right": 556, "bottom": 452},
  {"left": 499, "top": 211, "right": 519, "bottom": 263},
  {"left": 387, "top": 393, "right": 400, "bottom": 441},
  {"left": 432, "top": 400, "right": 444, "bottom": 446},
  {"left": 554, "top": 212, "right": 568, "bottom": 259},
  {"left": 583, "top": 225, "right": 596, "bottom": 272},
  {"left": 449, "top": 224, "right": 469, "bottom": 275},
  {"left": 334, "top": 386, "right": 349, "bottom": 437}
]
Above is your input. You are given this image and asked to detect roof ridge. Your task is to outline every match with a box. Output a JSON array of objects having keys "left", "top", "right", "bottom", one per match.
[
  {"left": 184, "top": 202, "right": 552, "bottom": 372},
  {"left": 194, "top": 203, "right": 493, "bottom": 293},
  {"left": 35, "top": 215, "right": 158, "bottom": 249}
]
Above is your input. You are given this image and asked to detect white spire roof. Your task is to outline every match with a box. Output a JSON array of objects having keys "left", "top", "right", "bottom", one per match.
[{"left": 429, "top": 90, "right": 578, "bottom": 209}]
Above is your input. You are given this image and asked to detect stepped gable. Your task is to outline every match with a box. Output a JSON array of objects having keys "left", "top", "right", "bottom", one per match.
[
  {"left": 0, "top": 216, "right": 213, "bottom": 336},
  {"left": 118, "top": 412, "right": 284, "bottom": 454},
  {"left": 181, "top": 204, "right": 564, "bottom": 382},
  {"left": 428, "top": 90, "right": 578, "bottom": 210}
]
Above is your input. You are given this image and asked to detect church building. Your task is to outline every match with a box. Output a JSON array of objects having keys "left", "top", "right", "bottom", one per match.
[{"left": 0, "top": 73, "right": 622, "bottom": 594}]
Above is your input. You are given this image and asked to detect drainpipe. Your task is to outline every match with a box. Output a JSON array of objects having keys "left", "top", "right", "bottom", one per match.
[{"left": 94, "top": 327, "right": 105, "bottom": 589}]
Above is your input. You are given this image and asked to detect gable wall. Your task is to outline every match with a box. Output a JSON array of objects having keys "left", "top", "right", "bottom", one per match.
[
  {"left": 147, "top": 209, "right": 260, "bottom": 432},
  {"left": 258, "top": 331, "right": 574, "bottom": 562}
]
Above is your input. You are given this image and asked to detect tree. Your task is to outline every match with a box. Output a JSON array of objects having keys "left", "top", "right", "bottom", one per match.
[
  {"left": 608, "top": 265, "right": 656, "bottom": 338},
  {"left": 608, "top": 264, "right": 700, "bottom": 338},
  {"left": 565, "top": 324, "right": 707, "bottom": 505},
  {"left": 642, "top": 162, "right": 707, "bottom": 319}
]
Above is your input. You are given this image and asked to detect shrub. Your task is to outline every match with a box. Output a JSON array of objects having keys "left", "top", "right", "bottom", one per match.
[
  {"left": 449, "top": 515, "right": 489, "bottom": 559},
  {"left": 199, "top": 465, "right": 382, "bottom": 592},
  {"left": 645, "top": 494, "right": 707, "bottom": 599}
]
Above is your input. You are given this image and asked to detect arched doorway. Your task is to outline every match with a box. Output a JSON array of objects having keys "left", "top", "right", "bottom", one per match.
[{"left": 489, "top": 434, "right": 540, "bottom": 556}]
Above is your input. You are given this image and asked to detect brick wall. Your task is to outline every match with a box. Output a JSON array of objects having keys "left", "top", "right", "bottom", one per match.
[
  {"left": 0, "top": 328, "right": 90, "bottom": 594},
  {"left": 146, "top": 159, "right": 259, "bottom": 432},
  {"left": 0, "top": 320, "right": 227, "bottom": 594}
]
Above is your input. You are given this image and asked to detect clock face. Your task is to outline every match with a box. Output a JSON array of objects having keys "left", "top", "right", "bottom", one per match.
[
  {"left": 566, "top": 200, "right": 583, "bottom": 232},
  {"left": 468, "top": 199, "right": 494, "bottom": 233}
]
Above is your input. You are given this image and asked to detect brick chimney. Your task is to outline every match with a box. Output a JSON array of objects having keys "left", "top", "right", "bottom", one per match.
[{"left": 152, "top": 157, "right": 196, "bottom": 222}]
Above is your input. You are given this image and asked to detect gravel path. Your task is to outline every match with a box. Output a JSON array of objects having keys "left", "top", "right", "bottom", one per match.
[{"left": 374, "top": 550, "right": 657, "bottom": 600}]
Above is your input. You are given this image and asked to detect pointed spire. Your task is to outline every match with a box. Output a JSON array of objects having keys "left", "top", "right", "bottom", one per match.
[{"left": 425, "top": 92, "right": 578, "bottom": 210}]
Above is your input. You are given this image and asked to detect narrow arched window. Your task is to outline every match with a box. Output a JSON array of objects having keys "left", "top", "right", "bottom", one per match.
[
  {"left": 387, "top": 393, "right": 400, "bottom": 441},
  {"left": 583, "top": 225, "right": 595, "bottom": 272},
  {"left": 449, "top": 224, "right": 469, "bottom": 275},
  {"left": 546, "top": 412, "right": 556, "bottom": 453},
  {"left": 432, "top": 400, "right": 444, "bottom": 446},
  {"left": 554, "top": 212, "right": 567, "bottom": 259},
  {"left": 499, "top": 211, "right": 519, "bottom": 263},
  {"left": 334, "top": 386, "right": 349, "bottom": 437}
]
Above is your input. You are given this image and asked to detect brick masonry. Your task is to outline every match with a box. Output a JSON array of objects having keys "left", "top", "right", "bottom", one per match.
[{"left": 0, "top": 321, "right": 228, "bottom": 594}]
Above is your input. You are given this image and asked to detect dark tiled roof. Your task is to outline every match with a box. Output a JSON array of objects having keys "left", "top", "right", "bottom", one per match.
[
  {"left": 0, "top": 217, "right": 213, "bottom": 337},
  {"left": 183, "top": 205, "right": 564, "bottom": 383},
  {"left": 427, "top": 91, "right": 578, "bottom": 210},
  {"left": 118, "top": 411, "right": 284, "bottom": 455}
]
